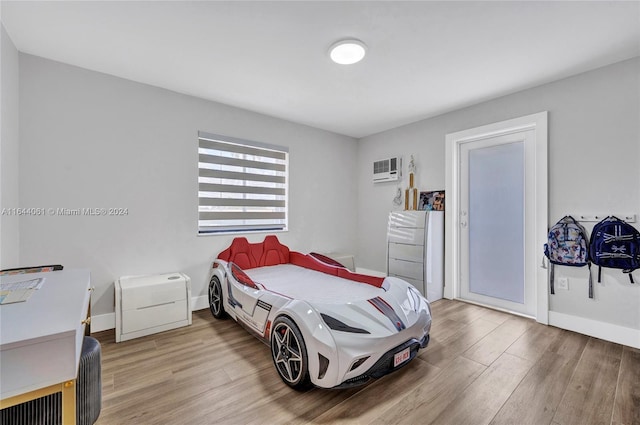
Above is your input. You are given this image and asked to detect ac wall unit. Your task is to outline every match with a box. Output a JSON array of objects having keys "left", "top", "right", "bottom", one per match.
[{"left": 373, "top": 157, "right": 402, "bottom": 183}]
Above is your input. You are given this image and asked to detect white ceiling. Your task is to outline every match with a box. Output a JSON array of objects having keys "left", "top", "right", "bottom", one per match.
[{"left": 2, "top": 1, "right": 639, "bottom": 138}]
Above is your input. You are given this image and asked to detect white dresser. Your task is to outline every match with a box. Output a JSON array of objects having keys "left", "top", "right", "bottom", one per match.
[
  {"left": 387, "top": 210, "right": 444, "bottom": 301},
  {"left": 115, "top": 273, "right": 191, "bottom": 342}
]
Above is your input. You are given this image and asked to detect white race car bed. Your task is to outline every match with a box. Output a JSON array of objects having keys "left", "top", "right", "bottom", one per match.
[{"left": 208, "top": 235, "right": 432, "bottom": 390}]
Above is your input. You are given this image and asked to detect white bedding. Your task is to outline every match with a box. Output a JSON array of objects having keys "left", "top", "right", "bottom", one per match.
[{"left": 245, "top": 264, "right": 384, "bottom": 304}]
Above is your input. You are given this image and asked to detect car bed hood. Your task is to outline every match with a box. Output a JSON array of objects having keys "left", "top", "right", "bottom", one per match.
[{"left": 309, "top": 277, "right": 427, "bottom": 336}]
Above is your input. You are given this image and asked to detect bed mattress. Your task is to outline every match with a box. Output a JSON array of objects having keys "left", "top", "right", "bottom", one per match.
[{"left": 245, "top": 264, "right": 384, "bottom": 304}]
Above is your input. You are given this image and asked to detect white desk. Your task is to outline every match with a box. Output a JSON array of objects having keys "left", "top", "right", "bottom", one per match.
[{"left": 0, "top": 269, "right": 92, "bottom": 425}]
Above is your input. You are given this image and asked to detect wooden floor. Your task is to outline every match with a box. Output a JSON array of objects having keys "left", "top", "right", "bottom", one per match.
[{"left": 93, "top": 300, "right": 640, "bottom": 425}]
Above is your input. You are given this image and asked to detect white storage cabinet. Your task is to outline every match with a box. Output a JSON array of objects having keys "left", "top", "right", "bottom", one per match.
[
  {"left": 115, "top": 273, "right": 192, "bottom": 342},
  {"left": 387, "top": 210, "right": 444, "bottom": 301}
]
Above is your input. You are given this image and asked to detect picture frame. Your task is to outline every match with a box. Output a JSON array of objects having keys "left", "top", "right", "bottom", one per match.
[{"left": 419, "top": 190, "right": 445, "bottom": 211}]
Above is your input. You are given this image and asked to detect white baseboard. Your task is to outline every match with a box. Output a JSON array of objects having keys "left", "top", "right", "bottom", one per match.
[
  {"left": 90, "top": 295, "right": 210, "bottom": 333},
  {"left": 191, "top": 295, "right": 209, "bottom": 311},
  {"left": 549, "top": 311, "right": 640, "bottom": 349}
]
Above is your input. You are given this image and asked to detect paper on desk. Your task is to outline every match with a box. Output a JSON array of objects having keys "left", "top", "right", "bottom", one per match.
[{"left": 0, "top": 277, "right": 45, "bottom": 304}]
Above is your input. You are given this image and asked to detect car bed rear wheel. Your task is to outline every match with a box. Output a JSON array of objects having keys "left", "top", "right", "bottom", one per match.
[
  {"left": 270, "top": 316, "right": 311, "bottom": 390},
  {"left": 208, "top": 275, "right": 226, "bottom": 319}
]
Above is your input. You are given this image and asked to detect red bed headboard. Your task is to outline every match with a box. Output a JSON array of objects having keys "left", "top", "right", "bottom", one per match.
[
  {"left": 217, "top": 235, "right": 290, "bottom": 269},
  {"left": 217, "top": 235, "right": 384, "bottom": 288}
]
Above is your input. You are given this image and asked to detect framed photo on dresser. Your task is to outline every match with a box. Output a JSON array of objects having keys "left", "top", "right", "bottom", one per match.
[{"left": 419, "top": 190, "right": 445, "bottom": 211}]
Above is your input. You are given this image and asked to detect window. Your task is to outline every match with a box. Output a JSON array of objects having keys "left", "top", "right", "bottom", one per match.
[{"left": 198, "top": 131, "right": 288, "bottom": 234}]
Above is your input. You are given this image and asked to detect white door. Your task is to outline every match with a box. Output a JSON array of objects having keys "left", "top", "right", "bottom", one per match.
[
  {"left": 459, "top": 131, "right": 534, "bottom": 315},
  {"left": 445, "top": 112, "right": 548, "bottom": 322}
]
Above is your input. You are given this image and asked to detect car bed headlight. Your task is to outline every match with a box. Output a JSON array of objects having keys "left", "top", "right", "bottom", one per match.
[{"left": 320, "top": 313, "right": 370, "bottom": 334}]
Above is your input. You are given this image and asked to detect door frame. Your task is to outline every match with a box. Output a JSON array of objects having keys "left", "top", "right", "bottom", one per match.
[{"left": 444, "top": 112, "right": 548, "bottom": 324}]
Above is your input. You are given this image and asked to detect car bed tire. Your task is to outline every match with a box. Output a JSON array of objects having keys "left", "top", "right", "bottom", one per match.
[
  {"left": 208, "top": 275, "right": 227, "bottom": 319},
  {"left": 270, "top": 316, "right": 312, "bottom": 391}
]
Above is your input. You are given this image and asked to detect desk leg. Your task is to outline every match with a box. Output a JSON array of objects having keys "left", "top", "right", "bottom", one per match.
[{"left": 62, "top": 380, "right": 77, "bottom": 425}]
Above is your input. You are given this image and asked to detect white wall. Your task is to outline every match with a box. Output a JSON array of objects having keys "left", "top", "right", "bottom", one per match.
[
  {"left": 357, "top": 58, "right": 640, "bottom": 333},
  {"left": 18, "top": 54, "right": 358, "bottom": 317},
  {"left": 0, "top": 24, "right": 20, "bottom": 269},
  {"left": 13, "top": 50, "right": 640, "bottom": 342}
]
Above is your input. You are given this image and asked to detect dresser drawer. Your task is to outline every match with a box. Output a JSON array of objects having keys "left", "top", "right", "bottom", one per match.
[
  {"left": 388, "top": 258, "right": 424, "bottom": 280},
  {"left": 121, "top": 277, "right": 187, "bottom": 311},
  {"left": 115, "top": 273, "right": 192, "bottom": 342},
  {"left": 388, "top": 211, "right": 426, "bottom": 229},
  {"left": 388, "top": 227, "right": 425, "bottom": 245},
  {"left": 388, "top": 242, "right": 424, "bottom": 263},
  {"left": 121, "top": 300, "right": 188, "bottom": 334}
]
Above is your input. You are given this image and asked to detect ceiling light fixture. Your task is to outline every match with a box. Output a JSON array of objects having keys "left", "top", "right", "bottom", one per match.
[{"left": 329, "top": 39, "right": 367, "bottom": 65}]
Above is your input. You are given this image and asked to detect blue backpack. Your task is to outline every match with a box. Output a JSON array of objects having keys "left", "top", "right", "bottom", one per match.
[
  {"left": 590, "top": 216, "right": 640, "bottom": 285},
  {"left": 544, "top": 216, "right": 591, "bottom": 297}
]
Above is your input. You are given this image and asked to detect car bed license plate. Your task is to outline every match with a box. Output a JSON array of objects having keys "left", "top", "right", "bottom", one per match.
[{"left": 393, "top": 347, "right": 410, "bottom": 367}]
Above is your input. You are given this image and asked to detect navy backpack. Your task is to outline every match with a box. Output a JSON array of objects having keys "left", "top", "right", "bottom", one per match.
[{"left": 589, "top": 216, "right": 640, "bottom": 285}]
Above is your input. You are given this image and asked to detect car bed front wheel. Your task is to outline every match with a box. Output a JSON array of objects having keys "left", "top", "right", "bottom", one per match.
[
  {"left": 270, "top": 316, "right": 311, "bottom": 390},
  {"left": 208, "top": 275, "right": 226, "bottom": 319}
]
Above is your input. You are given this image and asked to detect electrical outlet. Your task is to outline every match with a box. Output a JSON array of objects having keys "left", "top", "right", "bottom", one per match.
[{"left": 557, "top": 277, "right": 569, "bottom": 290}]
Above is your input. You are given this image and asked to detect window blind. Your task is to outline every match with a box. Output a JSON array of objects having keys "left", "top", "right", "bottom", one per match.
[{"left": 198, "top": 132, "right": 288, "bottom": 234}]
